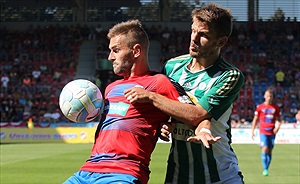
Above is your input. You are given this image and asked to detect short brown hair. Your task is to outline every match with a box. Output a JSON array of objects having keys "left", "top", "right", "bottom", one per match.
[
  {"left": 191, "top": 3, "right": 233, "bottom": 38},
  {"left": 107, "top": 19, "right": 149, "bottom": 51}
]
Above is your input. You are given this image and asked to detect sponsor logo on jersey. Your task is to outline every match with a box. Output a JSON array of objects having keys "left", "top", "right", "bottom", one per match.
[
  {"left": 172, "top": 122, "right": 195, "bottom": 141},
  {"left": 105, "top": 102, "right": 130, "bottom": 116},
  {"left": 178, "top": 95, "right": 193, "bottom": 104}
]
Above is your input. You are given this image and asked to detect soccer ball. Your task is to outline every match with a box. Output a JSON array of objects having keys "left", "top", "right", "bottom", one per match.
[{"left": 59, "top": 79, "right": 104, "bottom": 123}]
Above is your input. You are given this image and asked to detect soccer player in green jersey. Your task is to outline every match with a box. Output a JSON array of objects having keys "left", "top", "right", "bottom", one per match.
[{"left": 125, "top": 3, "right": 245, "bottom": 184}]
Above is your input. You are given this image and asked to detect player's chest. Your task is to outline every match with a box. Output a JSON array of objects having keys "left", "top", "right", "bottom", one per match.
[{"left": 171, "top": 70, "right": 220, "bottom": 95}]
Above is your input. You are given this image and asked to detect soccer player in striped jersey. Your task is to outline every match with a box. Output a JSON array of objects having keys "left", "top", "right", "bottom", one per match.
[
  {"left": 126, "top": 3, "right": 245, "bottom": 184},
  {"left": 251, "top": 89, "right": 282, "bottom": 176}
]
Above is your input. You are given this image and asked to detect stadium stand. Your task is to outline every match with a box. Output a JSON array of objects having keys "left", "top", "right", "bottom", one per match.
[{"left": 0, "top": 1, "right": 299, "bottom": 127}]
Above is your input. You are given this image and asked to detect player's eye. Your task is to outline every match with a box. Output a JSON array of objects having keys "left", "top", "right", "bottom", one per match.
[{"left": 113, "top": 48, "right": 120, "bottom": 53}]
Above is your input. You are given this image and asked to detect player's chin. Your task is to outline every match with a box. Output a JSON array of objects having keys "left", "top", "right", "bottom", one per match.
[
  {"left": 189, "top": 50, "right": 199, "bottom": 58},
  {"left": 113, "top": 69, "right": 122, "bottom": 76}
]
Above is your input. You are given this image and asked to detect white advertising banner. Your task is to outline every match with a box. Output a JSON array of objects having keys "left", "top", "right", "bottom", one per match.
[
  {"left": 158, "top": 127, "right": 300, "bottom": 144},
  {"left": 232, "top": 128, "right": 300, "bottom": 144}
]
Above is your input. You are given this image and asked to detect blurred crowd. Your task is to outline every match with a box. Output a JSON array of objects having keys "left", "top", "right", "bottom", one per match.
[
  {"left": 0, "top": 24, "right": 82, "bottom": 123},
  {"left": 226, "top": 20, "right": 300, "bottom": 126},
  {"left": 1, "top": 19, "right": 299, "bottom": 126}
]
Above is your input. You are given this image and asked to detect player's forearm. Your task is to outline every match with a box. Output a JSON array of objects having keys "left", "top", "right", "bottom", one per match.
[
  {"left": 251, "top": 122, "right": 256, "bottom": 131},
  {"left": 149, "top": 91, "right": 210, "bottom": 129},
  {"left": 273, "top": 119, "right": 282, "bottom": 133},
  {"left": 251, "top": 118, "right": 258, "bottom": 132}
]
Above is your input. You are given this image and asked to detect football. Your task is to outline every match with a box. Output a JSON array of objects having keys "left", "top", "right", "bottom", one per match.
[{"left": 59, "top": 79, "right": 104, "bottom": 123}]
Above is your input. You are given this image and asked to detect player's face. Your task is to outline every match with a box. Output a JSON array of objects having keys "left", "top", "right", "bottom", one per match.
[
  {"left": 108, "top": 35, "right": 134, "bottom": 77},
  {"left": 264, "top": 91, "right": 273, "bottom": 104},
  {"left": 189, "top": 18, "right": 220, "bottom": 58}
]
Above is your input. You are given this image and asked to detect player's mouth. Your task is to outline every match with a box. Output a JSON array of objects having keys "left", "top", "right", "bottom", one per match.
[{"left": 190, "top": 45, "right": 198, "bottom": 52}]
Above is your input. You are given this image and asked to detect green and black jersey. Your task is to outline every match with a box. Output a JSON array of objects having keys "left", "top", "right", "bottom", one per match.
[{"left": 163, "top": 54, "right": 245, "bottom": 184}]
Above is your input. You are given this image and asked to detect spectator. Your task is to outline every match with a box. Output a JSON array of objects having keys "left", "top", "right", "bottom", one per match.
[
  {"left": 53, "top": 69, "right": 62, "bottom": 81},
  {"left": 275, "top": 68, "right": 285, "bottom": 86},
  {"left": 23, "top": 101, "right": 32, "bottom": 118},
  {"left": 231, "top": 113, "right": 241, "bottom": 128},
  {"left": 51, "top": 109, "right": 61, "bottom": 122},
  {"left": 43, "top": 110, "right": 52, "bottom": 122},
  {"left": 1, "top": 72, "right": 9, "bottom": 95},
  {"left": 32, "top": 67, "right": 41, "bottom": 82},
  {"left": 0, "top": 13, "right": 299, "bottom": 128}
]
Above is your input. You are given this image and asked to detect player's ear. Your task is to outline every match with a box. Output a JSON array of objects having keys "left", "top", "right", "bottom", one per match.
[
  {"left": 132, "top": 44, "right": 141, "bottom": 58},
  {"left": 217, "top": 36, "right": 228, "bottom": 48}
]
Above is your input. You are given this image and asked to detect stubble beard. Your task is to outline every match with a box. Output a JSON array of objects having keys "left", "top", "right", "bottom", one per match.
[
  {"left": 113, "top": 65, "right": 128, "bottom": 77},
  {"left": 113, "top": 60, "right": 133, "bottom": 77},
  {"left": 190, "top": 49, "right": 209, "bottom": 59},
  {"left": 190, "top": 45, "right": 218, "bottom": 59}
]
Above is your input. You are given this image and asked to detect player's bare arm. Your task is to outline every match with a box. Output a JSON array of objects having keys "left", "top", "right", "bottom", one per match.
[
  {"left": 251, "top": 115, "right": 259, "bottom": 140},
  {"left": 273, "top": 118, "right": 282, "bottom": 134},
  {"left": 124, "top": 87, "right": 211, "bottom": 129},
  {"left": 125, "top": 87, "right": 221, "bottom": 146}
]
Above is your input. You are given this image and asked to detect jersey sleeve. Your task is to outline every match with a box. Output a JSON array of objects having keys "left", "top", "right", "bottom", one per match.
[
  {"left": 199, "top": 68, "right": 245, "bottom": 120},
  {"left": 254, "top": 105, "right": 260, "bottom": 116},
  {"left": 155, "top": 74, "right": 193, "bottom": 104}
]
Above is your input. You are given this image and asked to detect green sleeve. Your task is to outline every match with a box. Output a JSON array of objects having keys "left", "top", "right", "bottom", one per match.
[{"left": 199, "top": 68, "right": 245, "bottom": 120}]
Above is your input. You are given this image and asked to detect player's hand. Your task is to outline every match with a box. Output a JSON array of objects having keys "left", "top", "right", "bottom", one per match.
[
  {"left": 187, "top": 132, "right": 221, "bottom": 148},
  {"left": 159, "top": 122, "right": 176, "bottom": 142},
  {"left": 251, "top": 132, "right": 255, "bottom": 140},
  {"left": 124, "top": 87, "right": 150, "bottom": 104}
]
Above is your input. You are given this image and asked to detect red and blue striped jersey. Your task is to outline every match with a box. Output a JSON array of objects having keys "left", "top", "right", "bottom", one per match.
[
  {"left": 255, "top": 103, "right": 281, "bottom": 135},
  {"left": 80, "top": 72, "right": 191, "bottom": 184}
]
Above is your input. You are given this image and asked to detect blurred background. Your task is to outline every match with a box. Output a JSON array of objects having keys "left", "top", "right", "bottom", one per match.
[{"left": 0, "top": 0, "right": 299, "bottom": 130}]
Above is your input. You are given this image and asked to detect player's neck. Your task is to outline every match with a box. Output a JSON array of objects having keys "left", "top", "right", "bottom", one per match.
[
  {"left": 125, "top": 59, "right": 150, "bottom": 79},
  {"left": 264, "top": 101, "right": 272, "bottom": 105},
  {"left": 190, "top": 55, "right": 219, "bottom": 71},
  {"left": 126, "top": 68, "right": 150, "bottom": 79}
]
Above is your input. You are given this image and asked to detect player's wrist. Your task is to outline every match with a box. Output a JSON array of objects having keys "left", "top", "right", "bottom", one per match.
[
  {"left": 199, "top": 127, "right": 211, "bottom": 135},
  {"left": 148, "top": 91, "right": 155, "bottom": 103}
]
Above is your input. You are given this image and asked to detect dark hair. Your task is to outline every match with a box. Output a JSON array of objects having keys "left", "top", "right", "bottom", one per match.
[
  {"left": 191, "top": 3, "right": 233, "bottom": 38},
  {"left": 107, "top": 19, "right": 149, "bottom": 51}
]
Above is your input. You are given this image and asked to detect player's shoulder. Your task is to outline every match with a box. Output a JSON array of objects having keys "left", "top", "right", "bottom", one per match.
[
  {"left": 162, "top": 54, "right": 191, "bottom": 75},
  {"left": 256, "top": 103, "right": 263, "bottom": 109},
  {"left": 150, "top": 73, "right": 177, "bottom": 87},
  {"left": 167, "top": 54, "right": 191, "bottom": 63},
  {"left": 257, "top": 103, "right": 267, "bottom": 109},
  {"left": 219, "top": 57, "right": 239, "bottom": 70},
  {"left": 271, "top": 103, "right": 281, "bottom": 110},
  {"left": 153, "top": 73, "right": 172, "bottom": 83},
  {"left": 148, "top": 71, "right": 167, "bottom": 78},
  {"left": 218, "top": 57, "right": 245, "bottom": 80}
]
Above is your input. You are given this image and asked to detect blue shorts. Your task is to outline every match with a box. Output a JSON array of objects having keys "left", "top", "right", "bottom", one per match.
[
  {"left": 63, "top": 171, "right": 141, "bottom": 184},
  {"left": 260, "top": 134, "right": 276, "bottom": 148}
]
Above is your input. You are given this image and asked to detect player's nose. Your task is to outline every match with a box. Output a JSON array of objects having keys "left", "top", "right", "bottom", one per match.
[{"left": 108, "top": 52, "right": 115, "bottom": 61}]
